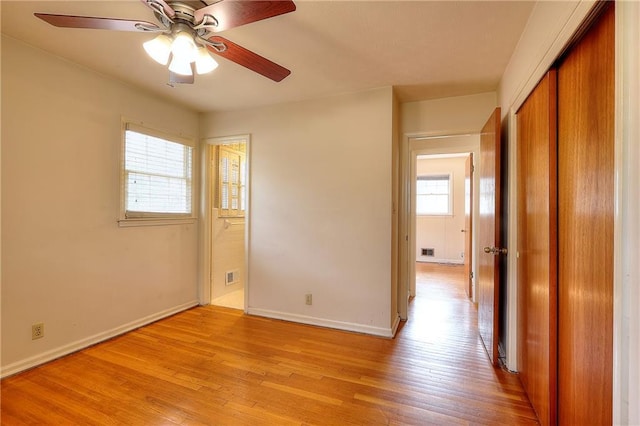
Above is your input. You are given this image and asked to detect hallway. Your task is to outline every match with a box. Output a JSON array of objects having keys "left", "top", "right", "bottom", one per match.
[
  {"left": 398, "top": 262, "right": 537, "bottom": 423},
  {"left": 408, "top": 262, "right": 478, "bottom": 345},
  {"left": 1, "top": 264, "right": 537, "bottom": 424}
]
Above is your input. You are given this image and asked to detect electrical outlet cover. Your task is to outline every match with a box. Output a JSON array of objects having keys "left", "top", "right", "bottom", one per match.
[{"left": 32, "top": 323, "right": 44, "bottom": 340}]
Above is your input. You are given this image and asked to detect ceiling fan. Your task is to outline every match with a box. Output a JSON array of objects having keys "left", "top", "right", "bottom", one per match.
[{"left": 34, "top": 0, "right": 296, "bottom": 84}]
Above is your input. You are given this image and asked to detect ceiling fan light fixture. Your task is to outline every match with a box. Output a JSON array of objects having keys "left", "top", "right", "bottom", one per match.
[
  {"left": 171, "top": 31, "right": 197, "bottom": 63},
  {"left": 168, "top": 56, "right": 193, "bottom": 76},
  {"left": 195, "top": 47, "right": 218, "bottom": 75},
  {"left": 143, "top": 34, "right": 172, "bottom": 65}
]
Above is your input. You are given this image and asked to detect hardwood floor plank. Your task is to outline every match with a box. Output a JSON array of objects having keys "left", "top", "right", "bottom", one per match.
[{"left": 1, "top": 263, "right": 538, "bottom": 424}]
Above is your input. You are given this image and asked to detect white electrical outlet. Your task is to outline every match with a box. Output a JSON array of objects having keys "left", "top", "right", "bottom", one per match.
[
  {"left": 32, "top": 323, "right": 44, "bottom": 340},
  {"left": 305, "top": 294, "right": 312, "bottom": 305}
]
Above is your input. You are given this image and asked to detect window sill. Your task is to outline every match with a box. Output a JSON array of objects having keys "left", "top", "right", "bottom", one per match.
[{"left": 118, "top": 217, "right": 197, "bottom": 228}]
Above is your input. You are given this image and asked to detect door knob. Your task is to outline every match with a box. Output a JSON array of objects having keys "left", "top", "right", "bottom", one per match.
[{"left": 483, "top": 246, "right": 507, "bottom": 255}]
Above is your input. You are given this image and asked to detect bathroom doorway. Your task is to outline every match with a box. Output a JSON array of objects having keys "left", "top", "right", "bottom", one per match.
[{"left": 205, "top": 136, "right": 249, "bottom": 310}]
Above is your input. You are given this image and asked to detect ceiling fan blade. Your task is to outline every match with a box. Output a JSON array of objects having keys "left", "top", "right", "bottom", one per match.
[
  {"left": 34, "top": 13, "right": 160, "bottom": 32},
  {"left": 194, "top": 1, "right": 296, "bottom": 32},
  {"left": 206, "top": 36, "right": 291, "bottom": 82}
]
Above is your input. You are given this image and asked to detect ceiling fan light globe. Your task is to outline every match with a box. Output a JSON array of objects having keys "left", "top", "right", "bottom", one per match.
[
  {"left": 171, "top": 32, "right": 197, "bottom": 63},
  {"left": 195, "top": 47, "right": 218, "bottom": 75},
  {"left": 143, "top": 34, "right": 172, "bottom": 65},
  {"left": 168, "top": 56, "right": 193, "bottom": 76}
]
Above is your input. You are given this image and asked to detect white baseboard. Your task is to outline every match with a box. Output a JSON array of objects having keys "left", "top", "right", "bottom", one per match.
[
  {"left": 390, "top": 313, "right": 402, "bottom": 337},
  {"left": 416, "top": 258, "right": 464, "bottom": 265},
  {"left": 247, "top": 308, "right": 396, "bottom": 338},
  {"left": 0, "top": 300, "right": 199, "bottom": 379}
]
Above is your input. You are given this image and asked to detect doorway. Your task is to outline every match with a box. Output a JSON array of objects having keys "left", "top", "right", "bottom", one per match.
[
  {"left": 402, "top": 133, "right": 480, "bottom": 321},
  {"left": 414, "top": 153, "right": 470, "bottom": 295},
  {"left": 204, "top": 135, "right": 250, "bottom": 311}
]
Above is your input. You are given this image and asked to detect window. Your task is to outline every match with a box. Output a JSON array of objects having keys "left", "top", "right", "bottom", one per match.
[
  {"left": 216, "top": 144, "right": 246, "bottom": 217},
  {"left": 121, "top": 123, "right": 194, "bottom": 223},
  {"left": 416, "top": 174, "right": 452, "bottom": 215}
]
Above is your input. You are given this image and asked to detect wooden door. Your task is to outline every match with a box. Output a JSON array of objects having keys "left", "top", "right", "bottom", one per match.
[
  {"left": 463, "top": 153, "right": 473, "bottom": 298},
  {"left": 478, "top": 107, "right": 502, "bottom": 366},
  {"left": 557, "top": 3, "right": 614, "bottom": 424},
  {"left": 516, "top": 70, "right": 558, "bottom": 426}
]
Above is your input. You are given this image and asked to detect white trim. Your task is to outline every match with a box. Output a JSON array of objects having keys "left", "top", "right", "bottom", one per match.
[
  {"left": 247, "top": 308, "right": 397, "bottom": 338},
  {"left": 614, "top": 2, "right": 640, "bottom": 424},
  {"left": 404, "top": 135, "right": 480, "bottom": 305},
  {"left": 390, "top": 313, "right": 402, "bottom": 337},
  {"left": 199, "top": 135, "right": 251, "bottom": 311},
  {"left": 416, "top": 259, "right": 464, "bottom": 265},
  {"left": 398, "top": 132, "right": 410, "bottom": 320},
  {"left": 117, "top": 217, "right": 196, "bottom": 227},
  {"left": 124, "top": 122, "right": 195, "bottom": 147},
  {"left": 0, "top": 300, "right": 198, "bottom": 379},
  {"left": 505, "top": 110, "right": 519, "bottom": 372}
]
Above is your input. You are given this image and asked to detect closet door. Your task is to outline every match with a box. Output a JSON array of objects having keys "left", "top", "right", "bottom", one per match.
[
  {"left": 557, "top": 3, "right": 614, "bottom": 425},
  {"left": 516, "top": 69, "right": 557, "bottom": 426}
]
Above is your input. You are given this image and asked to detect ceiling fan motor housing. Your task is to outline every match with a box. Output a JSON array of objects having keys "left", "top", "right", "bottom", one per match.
[{"left": 169, "top": 3, "right": 197, "bottom": 25}]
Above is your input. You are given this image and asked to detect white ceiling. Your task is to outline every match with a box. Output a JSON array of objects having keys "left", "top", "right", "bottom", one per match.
[{"left": 1, "top": 1, "right": 535, "bottom": 113}]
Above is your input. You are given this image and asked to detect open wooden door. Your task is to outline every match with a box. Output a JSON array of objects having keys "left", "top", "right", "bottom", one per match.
[
  {"left": 463, "top": 153, "right": 473, "bottom": 298},
  {"left": 477, "top": 107, "right": 503, "bottom": 366}
]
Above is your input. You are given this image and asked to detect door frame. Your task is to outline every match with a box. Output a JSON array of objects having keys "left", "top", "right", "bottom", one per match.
[
  {"left": 199, "top": 134, "right": 251, "bottom": 311},
  {"left": 399, "top": 132, "right": 480, "bottom": 320},
  {"left": 614, "top": 3, "right": 640, "bottom": 423}
]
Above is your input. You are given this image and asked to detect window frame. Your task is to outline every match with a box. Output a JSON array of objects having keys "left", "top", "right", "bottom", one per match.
[
  {"left": 216, "top": 144, "right": 246, "bottom": 218},
  {"left": 416, "top": 173, "right": 453, "bottom": 216},
  {"left": 119, "top": 121, "right": 196, "bottom": 227}
]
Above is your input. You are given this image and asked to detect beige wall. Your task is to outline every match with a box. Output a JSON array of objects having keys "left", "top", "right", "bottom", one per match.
[
  {"left": 201, "top": 87, "right": 397, "bottom": 336},
  {"left": 1, "top": 36, "right": 200, "bottom": 376},
  {"left": 415, "top": 156, "right": 466, "bottom": 264},
  {"left": 401, "top": 92, "right": 497, "bottom": 136}
]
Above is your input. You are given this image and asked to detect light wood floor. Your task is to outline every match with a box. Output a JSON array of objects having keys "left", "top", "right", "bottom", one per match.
[{"left": 1, "top": 263, "right": 537, "bottom": 425}]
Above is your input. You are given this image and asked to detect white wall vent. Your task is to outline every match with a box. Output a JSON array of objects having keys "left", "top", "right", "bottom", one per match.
[
  {"left": 225, "top": 270, "right": 239, "bottom": 286},
  {"left": 422, "top": 248, "right": 435, "bottom": 257}
]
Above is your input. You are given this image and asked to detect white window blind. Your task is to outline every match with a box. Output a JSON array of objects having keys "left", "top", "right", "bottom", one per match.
[
  {"left": 416, "top": 174, "right": 452, "bottom": 215},
  {"left": 123, "top": 125, "right": 193, "bottom": 218}
]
